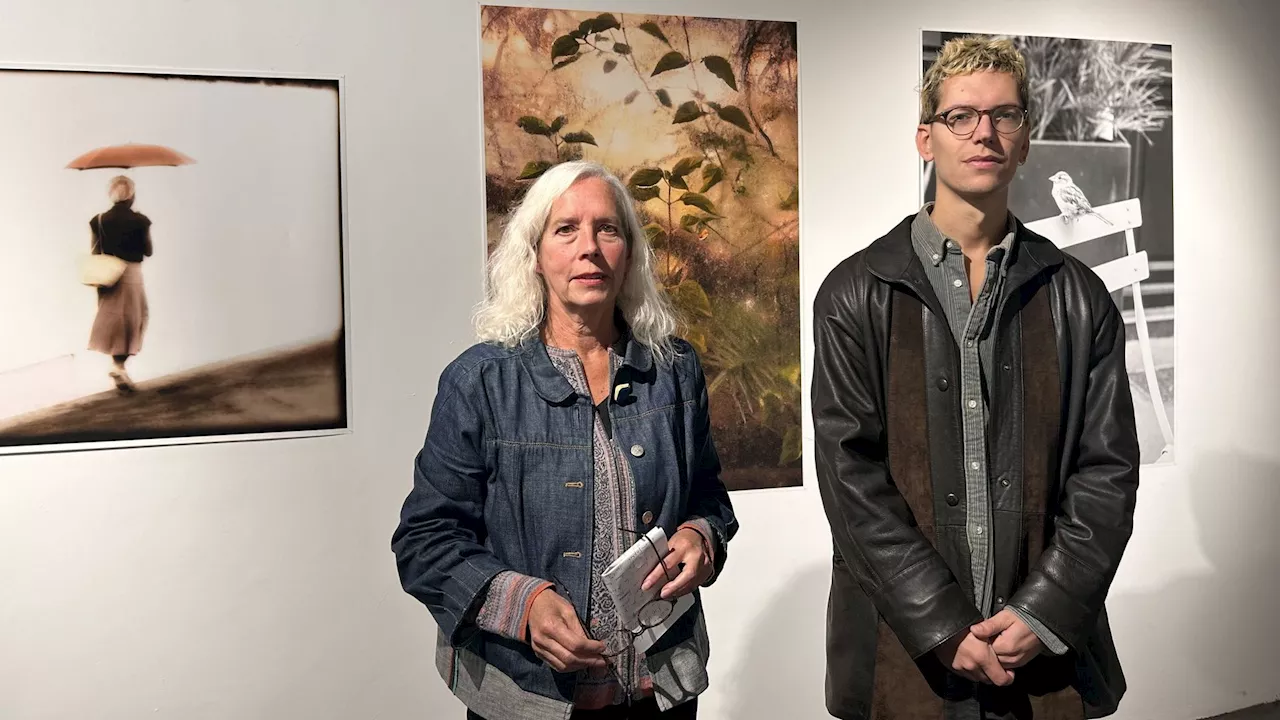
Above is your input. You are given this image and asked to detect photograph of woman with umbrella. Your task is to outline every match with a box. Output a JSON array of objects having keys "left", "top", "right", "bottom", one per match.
[
  {"left": 0, "top": 67, "right": 348, "bottom": 453},
  {"left": 71, "top": 143, "right": 195, "bottom": 391},
  {"left": 86, "top": 174, "right": 153, "bottom": 391}
]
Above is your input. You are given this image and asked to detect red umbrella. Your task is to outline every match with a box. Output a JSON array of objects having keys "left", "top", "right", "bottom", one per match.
[{"left": 66, "top": 143, "right": 195, "bottom": 170}]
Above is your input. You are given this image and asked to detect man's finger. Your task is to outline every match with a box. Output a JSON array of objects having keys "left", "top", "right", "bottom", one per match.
[
  {"left": 980, "top": 651, "right": 1015, "bottom": 686},
  {"left": 971, "top": 612, "right": 1015, "bottom": 640},
  {"left": 990, "top": 634, "right": 1017, "bottom": 655},
  {"left": 997, "top": 653, "right": 1029, "bottom": 669},
  {"left": 991, "top": 627, "right": 1034, "bottom": 656}
]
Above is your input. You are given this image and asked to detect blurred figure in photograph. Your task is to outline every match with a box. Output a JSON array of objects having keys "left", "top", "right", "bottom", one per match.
[{"left": 88, "top": 175, "right": 152, "bottom": 391}]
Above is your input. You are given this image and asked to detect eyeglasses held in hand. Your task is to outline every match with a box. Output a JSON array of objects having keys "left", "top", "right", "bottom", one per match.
[
  {"left": 548, "top": 527, "right": 677, "bottom": 702},
  {"left": 553, "top": 526, "right": 675, "bottom": 660}
]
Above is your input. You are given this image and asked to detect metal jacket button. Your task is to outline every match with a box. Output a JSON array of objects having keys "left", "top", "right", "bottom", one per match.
[
  {"left": 936, "top": 376, "right": 949, "bottom": 391},
  {"left": 630, "top": 444, "right": 645, "bottom": 457},
  {"left": 642, "top": 510, "right": 654, "bottom": 524},
  {"left": 946, "top": 493, "right": 959, "bottom": 507}
]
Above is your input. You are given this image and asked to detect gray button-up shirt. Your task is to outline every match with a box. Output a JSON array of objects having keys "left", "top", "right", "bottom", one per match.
[{"left": 909, "top": 204, "right": 1067, "bottom": 658}]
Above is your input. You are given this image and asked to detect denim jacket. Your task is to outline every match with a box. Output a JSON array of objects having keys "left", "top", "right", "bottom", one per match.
[{"left": 392, "top": 331, "right": 738, "bottom": 720}]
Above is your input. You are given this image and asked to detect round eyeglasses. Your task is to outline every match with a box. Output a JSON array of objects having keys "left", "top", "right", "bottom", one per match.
[
  {"left": 551, "top": 526, "right": 678, "bottom": 660},
  {"left": 930, "top": 105, "right": 1028, "bottom": 137}
]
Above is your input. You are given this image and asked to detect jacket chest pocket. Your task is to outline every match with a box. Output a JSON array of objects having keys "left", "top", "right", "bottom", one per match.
[{"left": 490, "top": 441, "right": 592, "bottom": 564}]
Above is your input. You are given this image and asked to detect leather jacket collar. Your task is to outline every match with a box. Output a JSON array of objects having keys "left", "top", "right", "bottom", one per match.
[{"left": 863, "top": 214, "right": 1067, "bottom": 314}]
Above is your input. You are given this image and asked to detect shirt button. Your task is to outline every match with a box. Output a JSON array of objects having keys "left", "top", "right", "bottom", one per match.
[
  {"left": 642, "top": 510, "right": 654, "bottom": 524},
  {"left": 968, "top": 399, "right": 978, "bottom": 409},
  {"left": 966, "top": 339, "right": 974, "bottom": 347},
  {"left": 971, "top": 461, "right": 980, "bottom": 470},
  {"left": 936, "top": 376, "right": 949, "bottom": 391},
  {"left": 946, "top": 493, "right": 959, "bottom": 507},
  {"left": 630, "top": 444, "right": 645, "bottom": 457},
  {"left": 952, "top": 278, "right": 963, "bottom": 288},
  {"left": 974, "top": 525, "right": 984, "bottom": 536},
  {"left": 932, "top": 253, "right": 940, "bottom": 262}
]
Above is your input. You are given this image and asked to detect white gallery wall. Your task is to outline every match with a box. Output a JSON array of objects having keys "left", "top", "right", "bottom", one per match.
[{"left": 0, "top": 0, "right": 1276, "bottom": 718}]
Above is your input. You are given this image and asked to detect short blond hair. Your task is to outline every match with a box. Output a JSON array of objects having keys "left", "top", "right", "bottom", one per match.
[
  {"left": 108, "top": 175, "right": 135, "bottom": 203},
  {"left": 920, "top": 36, "right": 1029, "bottom": 124}
]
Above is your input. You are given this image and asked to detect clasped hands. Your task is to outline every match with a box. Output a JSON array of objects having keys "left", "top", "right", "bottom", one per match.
[
  {"left": 933, "top": 608, "right": 1044, "bottom": 686},
  {"left": 524, "top": 527, "right": 712, "bottom": 673}
]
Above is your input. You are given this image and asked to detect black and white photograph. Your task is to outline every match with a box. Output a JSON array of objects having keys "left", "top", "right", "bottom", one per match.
[
  {"left": 921, "top": 31, "right": 1175, "bottom": 465},
  {"left": 0, "top": 66, "right": 348, "bottom": 453}
]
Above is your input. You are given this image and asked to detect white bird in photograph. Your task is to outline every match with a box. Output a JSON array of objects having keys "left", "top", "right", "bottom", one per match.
[{"left": 1049, "top": 170, "right": 1113, "bottom": 226}]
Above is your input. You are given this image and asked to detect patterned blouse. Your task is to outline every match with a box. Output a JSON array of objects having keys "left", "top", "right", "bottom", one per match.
[{"left": 472, "top": 337, "right": 715, "bottom": 711}]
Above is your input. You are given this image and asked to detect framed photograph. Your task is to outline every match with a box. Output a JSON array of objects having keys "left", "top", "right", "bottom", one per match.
[
  {"left": 0, "top": 64, "right": 350, "bottom": 454},
  {"left": 921, "top": 31, "right": 1175, "bottom": 466},
  {"left": 481, "top": 7, "right": 801, "bottom": 491}
]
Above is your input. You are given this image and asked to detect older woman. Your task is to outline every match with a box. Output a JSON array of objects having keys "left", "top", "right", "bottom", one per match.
[
  {"left": 88, "top": 175, "right": 153, "bottom": 391},
  {"left": 392, "top": 160, "right": 737, "bottom": 720}
]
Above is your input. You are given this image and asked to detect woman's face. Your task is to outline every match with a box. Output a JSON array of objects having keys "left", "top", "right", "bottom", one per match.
[{"left": 537, "top": 176, "right": 630, "bottom": 319}]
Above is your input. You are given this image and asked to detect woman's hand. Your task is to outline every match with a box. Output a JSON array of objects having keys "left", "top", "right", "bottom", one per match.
[
  {"left": 642, "top": 527, "right": 713, "bottom": 600},
  {"left": 526, "top": 588, "right": 608, "bottom": 672}
]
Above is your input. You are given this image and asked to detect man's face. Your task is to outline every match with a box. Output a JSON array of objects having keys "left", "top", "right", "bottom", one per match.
[{"left": 917, "top": 70, "right": 1030, "bottom": 201}]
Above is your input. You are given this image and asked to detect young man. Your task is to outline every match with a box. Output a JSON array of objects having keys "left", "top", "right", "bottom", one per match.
[{"left": 811, "top": 37, "right": 1140, "bottom": 719}]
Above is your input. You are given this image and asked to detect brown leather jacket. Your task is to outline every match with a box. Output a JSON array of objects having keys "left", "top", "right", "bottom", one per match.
[{"left": 811, "top": 215, "right": 1140, "bottom": 718}]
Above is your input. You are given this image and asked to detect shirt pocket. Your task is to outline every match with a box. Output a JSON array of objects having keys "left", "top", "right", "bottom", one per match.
[{"left": 489, "top": 440, "right": 591, "bottom": 571}]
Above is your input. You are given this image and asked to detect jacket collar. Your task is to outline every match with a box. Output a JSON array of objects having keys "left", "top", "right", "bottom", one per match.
[
  {"left": 1004, "top": 216, "right": 1066, "bottom": 293},
  {"left": 518, "top": 312, "right": 652, "bottom": 404},
  {"left": 866, "top": 212, "right": 1065, "bottom": 303}
]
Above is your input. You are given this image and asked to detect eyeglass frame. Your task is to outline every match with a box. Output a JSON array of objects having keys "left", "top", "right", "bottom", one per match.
[
  {"left": 546, "top": 527, "right": 677, "bottom": 701},
  {"left": 928, "top": 104, "right": 1029, "bottom": 138},
  {"left": 549, "top": 526, "right": 677, "bottom": 660}
]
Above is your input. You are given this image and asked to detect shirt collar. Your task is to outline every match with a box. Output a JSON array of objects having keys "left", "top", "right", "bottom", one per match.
[
  {"left": 519, "top": 314, "right": 650, "bottom": 404},
  {"left": 912, "top": 202, "right": 1018, "bottom": 271}
]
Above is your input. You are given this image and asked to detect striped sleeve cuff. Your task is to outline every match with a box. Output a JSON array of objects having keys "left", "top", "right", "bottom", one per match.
[
  {"left": 1009, "top": 606, "right": 1069, "bottom": 656},
  {"left": 474, "top": 570, "right": 554, "bottom": 642},
  {"left": 679, "top": 517, "right": 719, "bottom": 583}
]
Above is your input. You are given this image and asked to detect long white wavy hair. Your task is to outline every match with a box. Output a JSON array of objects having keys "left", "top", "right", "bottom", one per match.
[{"left": 473, "top": 160, "right": 679, "bottom": 363}]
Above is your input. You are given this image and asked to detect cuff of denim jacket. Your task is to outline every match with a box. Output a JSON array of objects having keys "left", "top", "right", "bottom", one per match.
[
  {"left": 1008, "top": 606, "right": 1070, "bottom": 656},
  {"left": 474, "top": 570, "right": 555, "bottom": 642},
  {"left": 678, "top": 518, "right": 718, "bottom": 583}
]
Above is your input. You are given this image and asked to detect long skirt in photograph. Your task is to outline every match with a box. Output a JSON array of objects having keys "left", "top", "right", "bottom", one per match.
[{"left": 88, "top": 261, "right": 149, "bottom": 357}]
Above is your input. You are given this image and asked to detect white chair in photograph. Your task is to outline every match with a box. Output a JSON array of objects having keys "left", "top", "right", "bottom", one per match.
[{"left": 1024, "top": 198, "right": 1174, "bottom": 462}]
